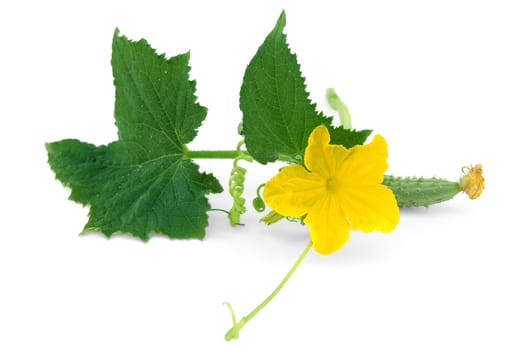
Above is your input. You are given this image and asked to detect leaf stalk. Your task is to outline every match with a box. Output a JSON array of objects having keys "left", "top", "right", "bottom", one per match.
[{"left": 185, "top": 150, "right": 246, "bottom": 159}]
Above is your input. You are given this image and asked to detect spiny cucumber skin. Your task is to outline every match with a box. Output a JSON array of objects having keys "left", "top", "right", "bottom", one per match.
[{"left": 383, "top": 175, "right": 461, "bottom": 208}]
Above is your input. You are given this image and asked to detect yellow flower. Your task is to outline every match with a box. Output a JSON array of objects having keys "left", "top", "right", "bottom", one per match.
[
  {"left": 263, "top": 125, "right": 400, "bottom": 255},
  {"left": 460, "top": 164, "right": 484, "bottom": 199}
]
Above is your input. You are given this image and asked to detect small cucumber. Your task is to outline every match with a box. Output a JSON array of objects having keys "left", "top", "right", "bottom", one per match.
[
  {"left": 383, "top": 164, "right": 484, "bottom": 207},
  {"left": 383, "top": 175, "right": 461, "bottom": 208}
]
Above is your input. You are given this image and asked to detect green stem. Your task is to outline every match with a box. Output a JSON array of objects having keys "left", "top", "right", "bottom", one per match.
[
  {"left": 326, "top": 88, "right": 352, "bottom": 130},
  {"left": 185, "top": 150, "right": 245, "bottom": 159},
  {"left": 224, "top": 240, "right": 313, "bottom": 341},
  {"left": 186, "top": 149, "right": 298, "bottom": 163}
]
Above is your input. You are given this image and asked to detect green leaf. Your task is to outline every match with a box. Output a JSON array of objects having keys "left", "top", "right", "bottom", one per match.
[
  {"left": 240, "top": 11, "right": 371, "bottom": 164},
  {"left": 46, "top": 30, "right": 222, "bottom": 241},
  {"left": 328, "top": 127, "right": 373, "bottom": 149}
]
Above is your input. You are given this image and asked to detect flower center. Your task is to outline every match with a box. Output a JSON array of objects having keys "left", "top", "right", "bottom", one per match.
[{"left": 326, "top": 178, "right": 338, "bottom": 191}]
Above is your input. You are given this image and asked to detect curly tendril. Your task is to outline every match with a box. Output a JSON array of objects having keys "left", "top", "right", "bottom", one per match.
[
  {"left": 228, "top": 140, "right": 253, "bottom": 226},
  {"left": 252, "top": 184, "right": 266, "bottom": 212}
]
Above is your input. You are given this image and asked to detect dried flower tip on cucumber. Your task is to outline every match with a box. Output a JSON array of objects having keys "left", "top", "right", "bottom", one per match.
[{"left": 459, "top": 164, "right": 484, "bottom": 200}]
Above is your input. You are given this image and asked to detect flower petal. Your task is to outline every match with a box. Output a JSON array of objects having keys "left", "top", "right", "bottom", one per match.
[
  {"left": 338, "top": 184, "right": 400, "bottom": 233},
  {"left": 304, "top": 125, "right": 352, "bottom": 179},
  {"left": 264, "top": 164, "right": 326, "bottom": 218},
  {"left": 304, "top": 194, "right": 350, "bottom": 255},
  {"left": 338, "top": 134, "right": 389, "bottom": 186}
]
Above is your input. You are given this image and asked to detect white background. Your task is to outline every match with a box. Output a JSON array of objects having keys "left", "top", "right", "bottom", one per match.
[{"left": 1, "top": 1, "right": 525, "bottom": 349}]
